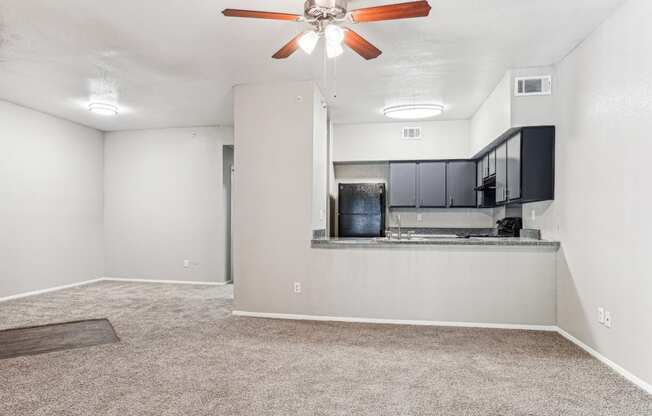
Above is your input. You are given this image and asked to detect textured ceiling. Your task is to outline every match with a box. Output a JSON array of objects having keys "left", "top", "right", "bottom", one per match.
[{"left": 0, "top": 0, "right": 625, "bottom": 131}]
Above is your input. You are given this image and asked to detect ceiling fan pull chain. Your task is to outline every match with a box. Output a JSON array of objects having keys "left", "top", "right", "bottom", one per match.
[
  {"left": 332, "top": 56, "right": 337, "bottom": 100},
  {"left": 323, "top": 44, "right": 328, "bottom": 94}
]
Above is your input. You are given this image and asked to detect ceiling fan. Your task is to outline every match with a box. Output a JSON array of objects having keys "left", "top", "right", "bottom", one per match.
[{"left": 222, "top": 0, "right": 432, "bottom": 60}]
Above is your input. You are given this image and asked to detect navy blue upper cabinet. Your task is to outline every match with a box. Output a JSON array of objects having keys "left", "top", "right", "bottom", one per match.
[
  {"left": 389, "top": 162, "right": 418, "bottom": 207},
  {"left": 447, "top": 161, "right": 477, "bottom": 207},
  {"left": 481, "top": 126, "right": 555, "bottom": 205},
  {"left": 495, "top": 142, "right": 508, "bottom": 204},
  {"left": 506, "top": 133, "right": 521, "bottom": 201},
  {"left": 517, "top": 127, "right": 555, "bottom": 203},
  {"left": 419, "top": 162, "right": 447, "bottom": 207}
]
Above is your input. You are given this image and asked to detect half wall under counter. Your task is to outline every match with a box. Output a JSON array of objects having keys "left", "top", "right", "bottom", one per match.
[{"left": 235, "top": 237, "right": 562, "bottom": 329}]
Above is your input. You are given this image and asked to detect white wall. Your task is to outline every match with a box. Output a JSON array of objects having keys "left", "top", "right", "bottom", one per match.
[
  {"left": 104, "top": 127, "right": 234, "bottom": 283},
  {"left": 469, "top": 73, "right": 512, "bottom": 156},
  {"left": 333, "top": 120, "right": 469, "bottom": 162},
  {"left": 534, "top": 0, "right": 652, "bottom": 388},
  {"left": 0, "top": 100, "right": 104, "bottom": 298},
  {"left": 470, "top": 68, "right": 556, "bottom": 157},
  {"left": 312, "top": 89, "right": 329, "bottom": 233}
]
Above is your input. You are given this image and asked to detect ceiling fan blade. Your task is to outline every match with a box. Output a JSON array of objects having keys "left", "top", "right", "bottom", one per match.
[
  {"left": 272, "top": 33, "right": 303, "bottom": 59},
  {"left": 344, "top": 29, "right": 382, "bottom": 60},
  {"left": 350, "top": 1, "right": 431, "bottom": 23},
  {"left": 222, "top": 9, "right": 301, "bottom": 21}
]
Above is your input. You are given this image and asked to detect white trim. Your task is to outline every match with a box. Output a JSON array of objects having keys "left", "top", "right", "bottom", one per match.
[
  {"left": 0, "top": 278, "right": 105, "bottom": 303},
  {"left": 102, "top": 277, "right": 228, "bottom": 286},
  {"left": 231, "top": 311, "right": 557, "bottom": 332},
  {"left": 0, "top": 277, "right": 229, "bottom": 303},
  {"left": 557, "top": 327, "right": 652, "bottom": 395}
]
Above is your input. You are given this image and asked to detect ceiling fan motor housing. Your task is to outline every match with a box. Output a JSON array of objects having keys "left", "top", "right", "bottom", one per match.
[{"left": 304, "top": 0, "right": 348, "bottom": 19}]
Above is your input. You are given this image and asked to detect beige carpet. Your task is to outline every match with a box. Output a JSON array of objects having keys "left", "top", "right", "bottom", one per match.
[{"left": 0, "top": 281, "right": 650, "bottom": 416}]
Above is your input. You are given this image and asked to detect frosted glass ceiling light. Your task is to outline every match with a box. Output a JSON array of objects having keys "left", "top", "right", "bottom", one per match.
[
  {"left": 383, "top": 104, "right": 444, "bottom": 120},
  {"left": 89, "top": 102, "right": 118, "bottom": 116},
  {"left": 324, "top": 24, "right": 344, "bottom": 45},
  {"left": 326, "top": 40, "right": 343, "bottom": 59},
  {"left": 298, "top": 30, "right": 319, "bottom": 54}
]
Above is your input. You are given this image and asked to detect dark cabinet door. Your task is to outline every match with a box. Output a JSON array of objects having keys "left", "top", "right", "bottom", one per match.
[
  {"left": 418, "top": 162, "right": 447, "bottom": 207},
  {"left": 507, "top": 133, "right": 521, "bottom": 201},
  {"left": 477, "top": 161, "right": 483, "bottom": 207},
  {"left": 447, "top": 161, "right": 477, "bottom": 207},
  {"left": 389, "top": 162, "right": 417, "bottom": 207},
  {"left": 496, "top": 142, "right": 508, "bottom": 204},
  {"left": 488, "top": 150, "right": 496, "bottom": 176}
]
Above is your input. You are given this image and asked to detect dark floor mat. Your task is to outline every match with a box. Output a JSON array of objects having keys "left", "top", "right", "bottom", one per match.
[{"left": 0, "top": 319, "right": 119, "bottom": 359}]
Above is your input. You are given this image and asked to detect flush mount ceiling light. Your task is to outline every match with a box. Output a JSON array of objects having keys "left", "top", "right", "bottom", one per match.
[
  {"left": 383, "top": 104, "right": 444, "bottom": 120},
  {"left": 89, "top": 102, "right": 118, "bottom": 116}
]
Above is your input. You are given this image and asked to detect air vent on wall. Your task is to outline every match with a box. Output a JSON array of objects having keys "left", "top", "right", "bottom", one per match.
[
  {"left": 515, "top": 76, "right": 552, "bottom": 96},
  {"left": 402, "top": 127, "right": 422, "bottom": 140}
]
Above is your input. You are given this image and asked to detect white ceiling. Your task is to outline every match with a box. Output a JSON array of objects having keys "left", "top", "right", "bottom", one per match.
[{"left": 0, "top": 0, "right": 625, "bottom": 131}]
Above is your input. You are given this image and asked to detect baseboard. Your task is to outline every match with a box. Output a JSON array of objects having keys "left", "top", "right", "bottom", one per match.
[
  {"left": 557, "top": 327, "right": 652, "bottom": 395},
  {"left": 102, "top": 277, "right": 229, "bottom": 286},
  {"left": 0, "top": 277, "right": 229, "bottom": 303},
  {"left": 231, "top": 311, "right": 557, "bottom": 332},
  {"left": 0, "top": 278, "right": 105, "bottom": 303}
]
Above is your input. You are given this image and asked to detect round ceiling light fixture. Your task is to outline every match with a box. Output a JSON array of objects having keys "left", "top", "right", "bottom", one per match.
[
  {"left": 89, "top": 102, "right": 118, "bottom": 116},
  {"left": 383, "top": 104, "right": 444, "bottom": 120}
]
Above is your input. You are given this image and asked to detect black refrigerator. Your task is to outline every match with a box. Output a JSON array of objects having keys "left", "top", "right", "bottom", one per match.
[{"left": 338, "top": 183, "right": 386, "bottom": 238}]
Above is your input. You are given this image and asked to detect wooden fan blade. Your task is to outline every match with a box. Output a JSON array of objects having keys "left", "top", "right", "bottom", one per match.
[
  {"left": 272, "top": 33, "right": 303, "bottom": 59},
  {"left": 350, "top": 1, "right": 431, "bottom": 23},
  {"left": 344, "top": 29, "right": 382, "bottom": 60},
  {"left": 222, "top": 9, "right": 301, "bottom": 21}
]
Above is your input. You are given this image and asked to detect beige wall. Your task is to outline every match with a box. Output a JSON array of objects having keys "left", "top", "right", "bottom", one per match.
[
  {"left": 470, "top": 67, "right": 556, "bottom": 157},
  {"left": 531, "top": 0, "right": 652, "bottom": 387},
  {"left": 0, "top": 100, "right": 104, "bottom": 298},
  {"left": 104, "top": 126, "right": 234, "bottom": 283},
  {"left": 333, "top": 120, "right": 470, "bottom": 162}
]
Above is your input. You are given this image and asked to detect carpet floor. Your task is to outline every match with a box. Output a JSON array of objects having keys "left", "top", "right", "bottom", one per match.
[{"left": 0, "top": 281, "right": 650, "bottom": 416}]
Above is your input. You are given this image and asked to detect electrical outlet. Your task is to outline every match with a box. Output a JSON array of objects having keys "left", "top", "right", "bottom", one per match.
[
  {"left": 531, "top": 210, "right": 536, "bottom": 221},
  {"left": 417, "top": 214, "right": 423, "bottom": 222},
  {"left": 598, "top": 307, "right": 605, "bottom": 324},
  {"left": 293, "top": 282, "right": 302, "bottom": 294},
  {"left": 604, "top": 311, "right": 612, "bottom": 328},
  {"left": 184, "top": 259, "right": 190, "bottom": 268}
]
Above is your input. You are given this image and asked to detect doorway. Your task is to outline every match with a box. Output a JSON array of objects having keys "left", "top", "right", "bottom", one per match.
[{"left": 223, "top": 145, "right": 234, "bottom": 283}]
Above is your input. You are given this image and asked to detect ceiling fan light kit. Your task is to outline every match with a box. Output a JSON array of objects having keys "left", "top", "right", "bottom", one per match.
[
  {"left": 222, "top": 1, "right": 432, "bottom": 60},
  {"left": 383, "top": 104, "right": 444, "bottom": 120},
  {"left": 298, "top": 30, "right": 320, "bottom": 54}
]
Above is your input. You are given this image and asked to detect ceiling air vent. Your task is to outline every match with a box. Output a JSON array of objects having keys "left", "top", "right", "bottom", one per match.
[
  {"left": 402, "top": 127, "right": 422, "bottom": 140},
  {"left": 515, "top": 76, "right": 552, "bottom": 96}
]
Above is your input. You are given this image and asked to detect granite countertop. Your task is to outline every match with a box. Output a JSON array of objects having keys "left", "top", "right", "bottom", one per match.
[{"left": 311, "top": 236, "right": 560, "bottom": 249}]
